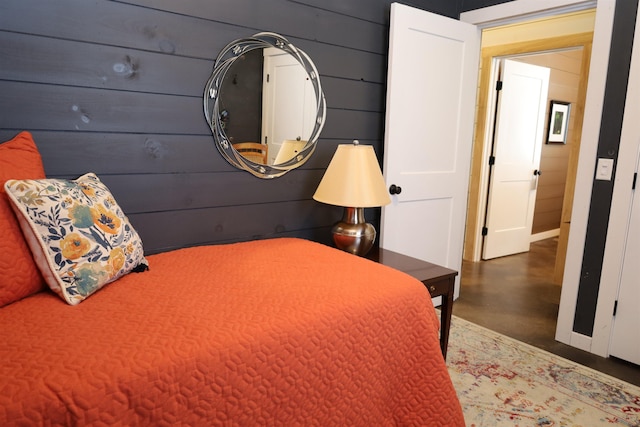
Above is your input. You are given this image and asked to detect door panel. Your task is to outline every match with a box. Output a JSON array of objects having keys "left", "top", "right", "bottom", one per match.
[
  {"left": 609, "top": 153, "right": 640, "bottom": 365},
  {"left": 482, "top": 59, "right": 550, "bottom": 260},
  {"left": 380, "top": 3, "right": 480, "bottom": 295}
]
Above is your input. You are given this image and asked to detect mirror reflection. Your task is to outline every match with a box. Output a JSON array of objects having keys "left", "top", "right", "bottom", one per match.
[
  {"left": 204, "top": 32, "right": 326, "bottom": 178},
  {"left": 220, "top": 48, "right": 316, "bottom": 166}
]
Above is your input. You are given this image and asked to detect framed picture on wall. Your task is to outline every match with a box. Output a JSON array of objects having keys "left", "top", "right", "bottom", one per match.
[{"left": 547, "top": 100, "right": 571, "bottom": 144}]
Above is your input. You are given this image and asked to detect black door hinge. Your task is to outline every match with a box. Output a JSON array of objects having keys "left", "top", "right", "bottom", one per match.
[
  {"left": 482, "top": 227, "right": 488, "bottom": 236},
  {"left": 496, "top": 80, "right": 503, "bottom": 91},
  {"left": 613, "top": 300, "right": 618, "bottom": 316},
  {"left": 489, "top": 156, "right": 496, "bottom": 166},
  {"left": 633, "top": 172, "right": 637, "bottom": 190}
]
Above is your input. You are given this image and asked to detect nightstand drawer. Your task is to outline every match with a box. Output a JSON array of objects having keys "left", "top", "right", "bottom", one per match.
[{"left": 424, "top": 277, "right": 451, "bottom": 298}]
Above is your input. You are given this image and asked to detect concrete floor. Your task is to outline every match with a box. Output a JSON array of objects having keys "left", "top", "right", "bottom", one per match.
[{"left": 453, "top": 238, "right": 640, "bottom": 387}]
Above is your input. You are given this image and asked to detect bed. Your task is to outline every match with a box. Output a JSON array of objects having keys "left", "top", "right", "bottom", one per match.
[{"left": 0, "top": 132, "right": 464, "bottom": 426}]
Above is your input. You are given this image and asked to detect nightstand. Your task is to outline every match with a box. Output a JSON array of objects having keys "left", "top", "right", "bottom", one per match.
[{"left": 366, "top": 247, "right": 458, "bottom": 359}]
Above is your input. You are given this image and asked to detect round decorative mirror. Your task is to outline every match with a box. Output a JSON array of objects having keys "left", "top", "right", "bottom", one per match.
[{"left": 204, "top": 32, "right": 326, "bottom": 178}]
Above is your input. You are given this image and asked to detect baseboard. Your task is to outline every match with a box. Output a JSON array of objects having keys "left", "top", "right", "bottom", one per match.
[
  {"left": 570, "top": 331, "right": 592, "bottom": 352},
  {"left": 531, "top": 228, "right": 560, "bottom": 242},
  {"left": 557, "top": 329, "right": 593, "bottom": 353}
]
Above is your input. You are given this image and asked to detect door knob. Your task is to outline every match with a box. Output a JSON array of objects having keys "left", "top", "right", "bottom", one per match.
[
  {"left": 534, "top": 169, "right": 542, "bottom": 176},
  {"left": 389, "top": 184, "right": 402, "bottom": 195}
]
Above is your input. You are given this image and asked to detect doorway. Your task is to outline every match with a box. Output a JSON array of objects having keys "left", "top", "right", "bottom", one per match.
[
  {"left": 481, "top": 47, "right": 586, "bottom": 266},
  {"left": 463, "top": 10, "right": 595, "bottom": 287}
]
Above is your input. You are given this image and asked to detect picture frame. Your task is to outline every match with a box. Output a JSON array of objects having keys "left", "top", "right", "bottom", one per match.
[{"left": 547, "top": 100, "right": 571, "bottom": 144}]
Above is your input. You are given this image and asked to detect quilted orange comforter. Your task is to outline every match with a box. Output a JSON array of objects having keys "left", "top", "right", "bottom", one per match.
[{"left": 0, "top": 238, "right": 464, "bottom": 426}]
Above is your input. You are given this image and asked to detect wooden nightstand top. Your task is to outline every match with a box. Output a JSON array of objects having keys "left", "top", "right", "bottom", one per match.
[{"left": 366, "top": 246, "right": 458, "bottom": 283}]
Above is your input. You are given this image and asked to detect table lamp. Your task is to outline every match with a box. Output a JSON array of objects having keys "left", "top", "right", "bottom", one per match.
[{"left": 313, "top": 140, "right": 391, "bottom": 256}]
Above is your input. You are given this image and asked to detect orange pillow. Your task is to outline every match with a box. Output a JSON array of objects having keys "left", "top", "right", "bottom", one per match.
[{"left": 0, "top": 132, "right": 46, "bottom": 306}]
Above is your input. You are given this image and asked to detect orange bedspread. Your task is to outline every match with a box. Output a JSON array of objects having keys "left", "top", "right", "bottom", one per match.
[{"left": 0, "top": 238, "right": 464, "bottom": 426}]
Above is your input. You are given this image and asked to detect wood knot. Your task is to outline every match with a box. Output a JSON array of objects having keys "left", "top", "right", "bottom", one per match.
[{"left": 113, "top": 55, "right": 139, "bottom": 79}]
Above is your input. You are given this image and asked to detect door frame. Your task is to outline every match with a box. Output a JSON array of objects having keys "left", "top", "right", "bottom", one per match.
[
  {"left": 461, "top": 0, "right": 616, "bottom": 356},
  {"left": 465, "top": 34, "right": 592, "bottom": 266}
]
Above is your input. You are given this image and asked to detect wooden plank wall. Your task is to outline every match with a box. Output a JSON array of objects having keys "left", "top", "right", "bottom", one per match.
[{"left": 0, "top": 0, "right": 459, "bottom": 254}]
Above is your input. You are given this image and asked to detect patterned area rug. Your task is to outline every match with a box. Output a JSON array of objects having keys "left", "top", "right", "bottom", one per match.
[{"left": 447, "top": 316, "right": 640, "bottom": 426}]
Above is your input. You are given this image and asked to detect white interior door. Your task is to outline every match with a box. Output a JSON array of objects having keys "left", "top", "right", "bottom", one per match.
[
  {"left": 380, "top": 3, "right": 480, "bottom": 296},
  {"left": 262, "top": 48, "right": 315, "bottom": 165},
  {"left": 609, "top": 152, "right": 640, "bottom": 365},
  {"left": 482, "top": 59, "right": 550, "bottom": 260}
]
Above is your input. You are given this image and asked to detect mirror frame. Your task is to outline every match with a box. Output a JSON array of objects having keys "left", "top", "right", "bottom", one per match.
[{"left": 204, "top": 32, "right": 326, "bottom": 178}]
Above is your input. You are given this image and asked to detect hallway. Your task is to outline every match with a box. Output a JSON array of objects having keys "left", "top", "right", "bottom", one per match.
[{"left": 453, "top": 238, "right": 640, "bottom": 387}]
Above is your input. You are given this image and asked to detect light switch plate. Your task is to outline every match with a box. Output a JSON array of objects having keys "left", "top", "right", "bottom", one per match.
[{"left": 596, "top": 158, "right": 614, "bottom": 181}]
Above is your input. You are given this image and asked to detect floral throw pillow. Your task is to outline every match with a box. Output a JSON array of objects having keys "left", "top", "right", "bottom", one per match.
[{"left": 4, "top": 173, "right": 148, "bottom": 305}]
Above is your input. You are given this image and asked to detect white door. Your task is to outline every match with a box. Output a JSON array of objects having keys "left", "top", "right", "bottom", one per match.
[
  {"left": 609, "top": 153, "right": 640, "bottom": 365},
  {"left": 380, "top": 3, "right": 480, "bottom": 296},
  {"left": 262, "top": 48, "right": 315, "bottom": 165},
  {"left": 482, "top": 59, "right": 550, "bottom": 260}
]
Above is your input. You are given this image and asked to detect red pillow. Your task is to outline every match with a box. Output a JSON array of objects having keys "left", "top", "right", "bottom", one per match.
[{"left": 0, "top": 131, "right": 46, "bottom": 306}]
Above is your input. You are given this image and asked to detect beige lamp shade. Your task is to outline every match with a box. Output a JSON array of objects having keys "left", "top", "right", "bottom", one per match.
[{"left": 313, "top": 142, "right": 391, "bottom": 208}]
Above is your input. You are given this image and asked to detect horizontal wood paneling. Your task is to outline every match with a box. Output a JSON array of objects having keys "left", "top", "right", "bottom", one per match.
[
  {"left": 0, "top": 0, "right": 388, "bottom": 88},
  {"left": 0, "top": 82, "right": 207, "bottom": 134},
  {"left": 303, "top": 44, "right": 387, "bottom": 83},
  {"left": 0, "top": 31, "right": 211, "bottom": 96},
  {"left": 532, "top": 211, "right": 563, "bottom": 235},
  {"left": 0, "top": 0, "right": 242, "bottom": 58},
  {"left": 0, "top": 31, "right": 388, "bottom": 98},
  {"left": 121, "top": 0, "right": 389, "bottom": 54},
  {"left": 0, "top": 0, "right": 441, "bottom": 253},
  {"left": 0, "top": 130, "right": 373, "bottom": 177},
  {"left": 322, "top": 77, "right": 385, "bottom": 112},
  {"left": 0, "top": 81, "right": 382, "bottom": 139},
  {"left": 537, "top": 183, "right": 567, "bottom": 199},
  {"left": 100, "top": 170, "right": 327, "bottom": 214},
  {"left": 293, "top": 0, "right": 458, "bottom": 23},
  {"left": 461, "top": 0, "right": 512, "bottom": 13},
  {"left": 17, "top": 133, "right": 234, "bottom": 175},
  {"left": 533, "top": 197, "right": 566, "bottom": 213},
  {"left": 129, "top": 200, "right": 339, "bottom": 253}
]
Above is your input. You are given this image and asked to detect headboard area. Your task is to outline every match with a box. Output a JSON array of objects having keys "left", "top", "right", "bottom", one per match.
[{"left": 0, "top": 0, "right": 460, "bottom": 254}]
